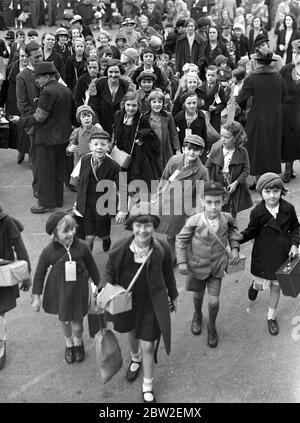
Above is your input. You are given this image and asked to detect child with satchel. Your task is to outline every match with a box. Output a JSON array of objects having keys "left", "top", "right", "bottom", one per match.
[
  {"left": 239, "top": 173, "right": 300, "bottom": 336},
  {"left": 102, "top": 203, "right": 178, "bottom": 403},
  {"left": 176, "top": 181, "right": 242, "bottom": 348},
  {"left": 31, "top": 211, "right": 101, "bottom": 364}
]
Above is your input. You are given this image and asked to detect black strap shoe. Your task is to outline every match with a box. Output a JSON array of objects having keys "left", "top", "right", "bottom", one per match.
[
  {"left": 191, "top": 312, "right": 202, "bottom": 335},
  {"left": 207, "top": 325, "right": 218, "bottom": 348},
  {"left": 142, "top": 391, "right": 156, "bottom": 403},
  {"left": 268, "top": 318, "right": 279, "bottom": 336},
  {"left": 248, "top": 281, "right": 259, "bottom": 301},
  {"left": 65, "top": 346, "right": 75, "bottom": 364},
  {"left": 126, "top": 360, "right": 141, "bottom": 382},
  {"left": 74, "top": 342, "right": 85, "bottom": 362}
]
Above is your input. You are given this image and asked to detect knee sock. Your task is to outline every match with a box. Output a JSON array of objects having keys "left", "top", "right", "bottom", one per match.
[
  {"left": 0, "top": 315, "right": 6, "bottom": 341},
  {"left": 208, "top": 303, "right": 219, "bottom": 328},
  {"left": 193, "top": 295, "right": 204, "bottom": 318},
  {"left": 267, "top": 308, "right": 276, "bottom": 320},
  {"left": 73, "top": 336, "right": 83, "bottom": 346},
  {"left": 64, "top": 336, "right": 74, "bottom": 347}
]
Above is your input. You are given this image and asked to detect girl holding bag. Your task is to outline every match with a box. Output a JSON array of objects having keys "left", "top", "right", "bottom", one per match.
[{"left": 103, "top": 203, "right": 178, "bottom": 403}]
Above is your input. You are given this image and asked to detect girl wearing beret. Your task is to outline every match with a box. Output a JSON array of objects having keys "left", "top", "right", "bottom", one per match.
[
  {"left": 31, "top": 212, "right": 101, "bottom": 364},
  {"left": 240, "top": 173, "right": 300, "bottom": 336},
  {"left": 103, "top": 204, "right": 178, "bottom": 403},
  {"left": 205, "top": 121, "right": 253, "bottom": 219}
]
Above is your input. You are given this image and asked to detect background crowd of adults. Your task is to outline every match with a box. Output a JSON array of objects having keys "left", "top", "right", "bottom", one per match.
[{"left": 0, "top": 0, "right": 300, "bottom": 210}]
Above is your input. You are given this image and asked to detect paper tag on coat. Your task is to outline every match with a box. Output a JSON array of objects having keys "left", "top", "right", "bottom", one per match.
[
  {"left": 169, "top": 169, "right": 181, "bottom": 182},
  {"left": 65, "top": 261, "right": 77, "bottom": 282},
  {"left": 202, "top": 6, "right": 208, "bottom": 12},
  {"left": 233, "top": 85, "right": 240, "bottom": 97},
  {"left": 185, "top": 128, "right": 192, "bottom": 137},
  {"left": 214, "top": 93, "right": 221, "bottom": 104}
]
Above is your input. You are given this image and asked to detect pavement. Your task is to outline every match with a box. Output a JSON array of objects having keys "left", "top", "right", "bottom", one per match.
[{"left": 1, "top": 147, "right": 300, "bottom": 404}]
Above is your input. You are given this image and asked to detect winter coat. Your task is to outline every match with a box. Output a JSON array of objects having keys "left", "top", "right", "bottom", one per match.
[
  {"left": 65, "top": 55, "right": 87, "bottom": 93},
  {"left": 279, "top": 63, "right": 300, "bottom": 161},
  {"left": 276, "top": 28, "right": 300, "bottom": 65},
  {"left": 205, "top": 144, "right": 253, "bottom": 214},
  {"left": 131, "top": 64, "right": 167, "bottom": 92},
  {"left": 198, "top": 81, "right": 227, "bottom": 133},
  {"left": 32, "top": 238, "right": 100, "bottom": 321},
  {"left": 103, "top": 236, "right": 178, "bottom": 354},
  {"left": 88, "top": 77, "right": 129, "bottom": 134},
  {"left": 176, "top": 211, "right": 242, "bottom": 281},
  {"left": 237, "top": 64, "right": 284, "bottom": 175},
  {"left": 204, "top": 41, "right": 230, "bottom": 67},
  {"left": 0, "top": 213, "right": 31, "bottom": 313},
  {"left": 174, "top": 109, "right": 208, "bottom": 151},
  {"left": 74, "top": 73, "right": 94, "bottom": 107},
  {"left": 154, "top": 154, "right": 209, "bottom": 236},
  {"left": 175, "top": 33, "right": 206, "bottom": 76},
  {"left": 240, "top": 199, "right": 300, "bottom": 280},
  {"left": 248, "top": 28, "right": 268, "bottom": 54}
]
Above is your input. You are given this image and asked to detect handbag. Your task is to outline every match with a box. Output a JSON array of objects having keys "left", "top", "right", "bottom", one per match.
[
  {"left": 202, "top": 110, "right": 220, "bottom": 149},
  {"left": 202, "top": 218, "right": 245, "bottom": 274},
  {"left": 110, "top": 117, "right": 141, "bottom": 169},
  {"left": 0, "top": 259, "right": 29, "bottom": 287},
  {"left": 96, "top": 248, "right": 153, "bottom": 315}
]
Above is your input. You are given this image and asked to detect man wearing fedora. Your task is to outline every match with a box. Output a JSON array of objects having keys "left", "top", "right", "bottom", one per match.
[
  {"left": 248, "top": 33, "right": 284, "bottom": 73},
  {"left": 12, "top": 62, "right": 76, "bottom": 214}
]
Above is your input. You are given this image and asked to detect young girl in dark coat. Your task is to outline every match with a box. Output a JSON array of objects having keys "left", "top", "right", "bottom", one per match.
[
  {"left": 103, "top": 203, "right": 178, "bottom": 403},
  {"left": 240, "top": 173, "right": 300, "bottom": 336},
  {"left": 32, "top": 212, "right": 101, "bottom": 364},
  {"left": 205, "top": 121, "right": 253, "bottom": 218}
]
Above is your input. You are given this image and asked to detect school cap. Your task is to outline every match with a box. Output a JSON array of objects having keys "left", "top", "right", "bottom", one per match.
[
  {"left": 136, "top": 71, "right": 157, "bottom": 83},
  {"left": 90, "top": 129, "right": 110, "bottom": 141},
  {"left": 46, "top": 211, "right": 69, "bottom": 235},
  {"left": 215, "top": 55, "right": 228, "bottom": 66},
  {"left": 184, "top": 134, "right": 205, "bottom": 148},
  {"left": 204, "top": 181, "right": 225, "bottom": 196},
  {"left": 28, "top": 30, "right": 38, "bottom": 37},
  {"left": 292, "top": 39, "right": 300, "bottom": 52},
  {"left": 34, "top": 62, "right": 57, "bottom": 75},
  {"left": 76, "top": 105, "right": 95, "bottom": 122},
  {"left": 124, "top": 202, "right": 160, "bottom": 230},
  {"left": 256, "top": 172, "right": 281, "bottom": 193},
  {"left": 4, "top": 30, "right": 15, "bottom": 40}
]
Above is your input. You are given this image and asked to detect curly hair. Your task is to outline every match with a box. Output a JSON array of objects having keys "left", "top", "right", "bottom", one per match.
[{"left": 222, "top": 120, "right": 247, "bottom": 146}]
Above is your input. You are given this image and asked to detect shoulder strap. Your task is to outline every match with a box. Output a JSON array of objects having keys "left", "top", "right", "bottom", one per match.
[
  {"left": 202, "top": 215, "right": 230, "bottom": 256},
  {"left": 126, "top": 248, "right": 153, "bottom": 293},
  {"left": 129, "top": 115, "right": 142, "bottom": 156}
]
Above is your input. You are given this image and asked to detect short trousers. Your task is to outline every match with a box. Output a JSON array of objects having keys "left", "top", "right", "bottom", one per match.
[
  {"left": 185, "top": 274, "right": 222, "bottom": 296},
  {"left": 83, "top": 204, "right": 111, "bottom": 238},
  {"left": 252, "top": 276, "right": 279, "bottom": 291}
]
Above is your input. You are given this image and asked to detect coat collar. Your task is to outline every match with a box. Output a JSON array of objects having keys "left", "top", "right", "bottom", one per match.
[
  {"left": 209, "top": 145, "right": 245, "bottom": 166},
  {"left": 255, "top": 199, "right": 292, "bottom": 228}
]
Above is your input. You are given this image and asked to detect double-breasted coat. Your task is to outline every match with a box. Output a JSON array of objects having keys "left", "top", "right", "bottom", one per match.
[
  {"left": 205, "top": 144, "right": 253, "bottom": 214},
  {"left": 88, "top": 77, "right": 129, "bottom": 135},
  {"left": 103, "top": 236, "right": 178, "bottom": 354},
  {"left": 279, "top": 63, "right": 300, "bottom": 162},
  {"left": 32, "top": 238, "right": 100, "bottom": 321},
  {"left": 237, "top": 65, "right": 284, "bottom": 175},
  {"left": 240, "top": 199, "right": 300, "bottom": 280}
]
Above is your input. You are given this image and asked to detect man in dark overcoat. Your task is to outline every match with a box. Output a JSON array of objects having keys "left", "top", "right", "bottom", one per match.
[{"left": 13, "top": 62, "right": 76, "bottom": 213}]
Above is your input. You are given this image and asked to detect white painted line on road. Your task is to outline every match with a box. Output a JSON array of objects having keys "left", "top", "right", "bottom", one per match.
[{"left": 5, "top": 342, "right": 95, "bottom": 401}]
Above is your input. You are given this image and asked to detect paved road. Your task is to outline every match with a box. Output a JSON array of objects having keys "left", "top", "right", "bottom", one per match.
[{"left": 1, "top": 148, "right": 300, "bottom": 404}]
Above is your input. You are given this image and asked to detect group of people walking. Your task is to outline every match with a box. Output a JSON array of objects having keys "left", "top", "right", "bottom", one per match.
[{"left": 1, "top": 0, "right": 300, "bottom": 404}]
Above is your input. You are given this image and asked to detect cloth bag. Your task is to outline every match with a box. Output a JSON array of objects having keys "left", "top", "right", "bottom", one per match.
[
  {"left": 202, "top": 110, "right": 220, "bottom": 149},
  {"left": 95, "top": 313, "right": 123, "bottom": 384},
  {"left": 0, "top": 260, "right": 29, "bottom": 287},
  {"left": 96, "top": 249, "right": 153, "bottom": 314}
]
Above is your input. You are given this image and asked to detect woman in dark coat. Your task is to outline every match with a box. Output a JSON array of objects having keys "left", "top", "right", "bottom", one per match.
[
  {"left": 237, "top": 50, "right": 284, "bottom": 186},
  {"left": 0, "top": 48, "right": 30, "bottom": 163},
  {"left": 88, "top": 59, "right": 129, "bottom": 135},
  {"left": 248, "top": 16, "right": 268, "bottom": 54},
  {"left": 0, "top": 205, "right": 31, "bottom": 370},
  {"left": 65, "top": 38, "right": 87, "bottom": 93},
  {"left": 103, "top": 204, "right": 178, "bottom": 403},
  {"left": 276, "top": 13, "right": 300, "bottom": 65},
  {"left": 280, "top": 39, "right": 300, "bottom": 182},
  {"left": 113, "top": 90, "right": 162, "bottom": 191},
  {"left": 204, "top": 25, "right": 231, "bottom": 67}
]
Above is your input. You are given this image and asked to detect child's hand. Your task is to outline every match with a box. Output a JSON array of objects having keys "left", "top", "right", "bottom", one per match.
[
  {"left": 226, "top": 181, "right": 238, "bottom": 194},
  {"left": 20, "top": 276, "right": 32, "bottom": 291},
  {"left": 288, "top": 245, "right": 298, "bottom": 259},
  {"left": 115, "top": 211, "right": 127, "bottom": 223},
  {"left": 31, "top": 294, "right": 41, "bottom": 312},
  {"left": 68, "top": 145, "right": 78, "bottom": 153},
  {"left": 279, "top": 44, "right": 286, "bottom": 51},
  {"left": 229, "top": 248, "right": 240, "bottom": 264},
  {"left": 178, "top": 263, "right": 188, "bottom": 275},
  {"left": 169, "top": 298, "right": 177, "bottom": 313},
  {"left": 209, "top": 105, "right": 217, "bottom": 112}
]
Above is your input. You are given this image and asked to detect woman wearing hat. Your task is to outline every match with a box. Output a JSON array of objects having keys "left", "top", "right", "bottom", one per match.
[
  {"left": 153, "top": 133, "right": 209, "bottom": 263},
  {"left": 32, "top": 211, "right": 100, "bottom": 364},
  {"left": 276, "top": 13, "right": 300, "bottom": 65},
  {"left": 280, "top": 39, "right": 300, "bottom": 182},
  {"left": 0, "top": 204, "right": 31, "bottom": 370},
  {"left": 54, "top": 28, "right": 72, "bottom": 63},
  {"left": 237, "top": 48, "right": 284, "bottom": 189},
  {"left": 136, "top": 15, "right": 163, "bottom": 49},
  {"left": 103, "top": 202, "right": 178, "bottom": 403}
]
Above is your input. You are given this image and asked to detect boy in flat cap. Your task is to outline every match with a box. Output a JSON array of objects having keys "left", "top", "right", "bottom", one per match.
[
  {"left": 136, "top": 71, "right": 157, "bottom": 113},
  {"left": 240, "top": 172, "right": 299, "bottom": 336},
  {"left": 176, "top": 181, "right": 242, "bottom": 347}
]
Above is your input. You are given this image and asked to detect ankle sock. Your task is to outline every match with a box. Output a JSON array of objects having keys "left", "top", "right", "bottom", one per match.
[
  {"left": 64, "top": 336, "right": 74, "bottom": 348},
  {"left": 267, "top": 308, "right": 276, "bottom": 320},
  {"left": 130, "top": 350, "right": 142, "bottom": 372},
  {"left": 0, "top": 315, "right": 6, "bottom": 341},
  {"left": 143, "top": 377, "right": 153, "bottom": 398},
  {"left": 73, "top": 336, "right": 83, "bottom": 346}
]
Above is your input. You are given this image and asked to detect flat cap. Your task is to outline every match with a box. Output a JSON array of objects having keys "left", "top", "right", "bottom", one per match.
[
  {"left": 90, "top": 129, "right": 111, "bottom": 141},
  {"left": 136, "top": 71, "right": 157, "bottom": 83},
  {"left": 184, "top": 134, "right": 205, "bottom": 148},
  {"left": 204, "top": 181, "right": 225, "bottom": 196},
  {"left": 34, "top": 62, "right": 57, "bottom": 75}
]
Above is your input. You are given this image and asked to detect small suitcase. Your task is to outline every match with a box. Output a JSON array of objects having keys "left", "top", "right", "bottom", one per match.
[{"left": 275, "top": 255, "right": 300, "bottom": 298}]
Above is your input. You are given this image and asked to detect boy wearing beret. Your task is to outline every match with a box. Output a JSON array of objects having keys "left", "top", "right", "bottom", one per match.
[{"left": 176, "top": 181, "right": 242, "bottom": 347}]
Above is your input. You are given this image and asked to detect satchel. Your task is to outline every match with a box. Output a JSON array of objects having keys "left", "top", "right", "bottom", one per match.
[
  {"left": 97, "top": 248, "right": 153, "bottom": 315},
  {"left": 0, "top": 260, "right": 29, "bottom": 287},
  {"left": 110, "top": 116, "right": 141, "bottom": 169}
]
